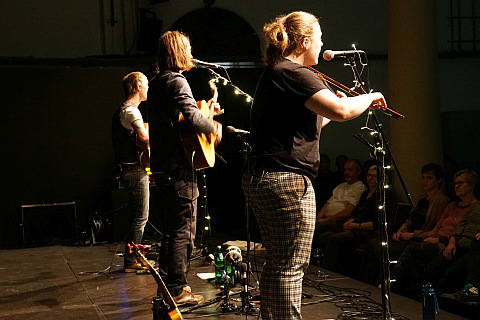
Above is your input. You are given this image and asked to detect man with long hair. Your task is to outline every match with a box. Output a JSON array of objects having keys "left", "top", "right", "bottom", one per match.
[{"left": 147, "top": 31, "right": 222, "bottom": 306}]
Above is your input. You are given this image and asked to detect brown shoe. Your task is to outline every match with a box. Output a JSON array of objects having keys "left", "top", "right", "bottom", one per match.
[{"left": 173, "top": 288, "right": 204, "bottom": 306}]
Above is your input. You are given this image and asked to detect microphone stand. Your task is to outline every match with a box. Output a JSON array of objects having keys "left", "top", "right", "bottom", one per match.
[
  {"left": 237, "top": 133, "right": 258, "bottom": 314},
  {"left": 343, "top": 55, "right": 411, "bottom": 320}
]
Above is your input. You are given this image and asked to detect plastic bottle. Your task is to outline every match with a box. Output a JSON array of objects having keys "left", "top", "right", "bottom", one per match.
[
  {"left": 215, "top": 246, "right": 225, "bottom": 285},
  {"left": 225, "top": 260, "right": 235, "bottom": 287},
  {"left": 422, "top": 283, "right": 439, "bottom": 320}
]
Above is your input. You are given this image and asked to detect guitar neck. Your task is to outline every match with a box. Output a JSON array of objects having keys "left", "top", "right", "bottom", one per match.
[{"left": 131, "top": 245, "right": 184, "bottom": 320}]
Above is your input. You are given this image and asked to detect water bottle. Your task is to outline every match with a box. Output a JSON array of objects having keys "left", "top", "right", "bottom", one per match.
[
  {"left": 225, "top": 260, "right": 235, "bottom": 286},
  {"left": 422, "top": 283, "right": 439, "bottom": 320},
  {"left": 215, "top": 246, "right": 225, "bottom": 285}
]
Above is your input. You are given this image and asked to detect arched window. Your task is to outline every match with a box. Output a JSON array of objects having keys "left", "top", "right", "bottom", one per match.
[{"left": 171, "top": 7, "right": 261, "bottom": 64}]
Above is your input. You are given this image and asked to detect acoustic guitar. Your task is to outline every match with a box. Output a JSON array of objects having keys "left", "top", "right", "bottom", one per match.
[
  {"left": 178, "top": 80, "right": 219, "bottom": 170},
  {"left": 129, "top": 242, "right": 183, "bottom": 320}
]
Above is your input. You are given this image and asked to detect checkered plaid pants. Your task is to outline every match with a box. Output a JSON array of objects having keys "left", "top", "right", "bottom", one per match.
[{"left": 242, "top": 171, "right": 316, "bottom": 320}]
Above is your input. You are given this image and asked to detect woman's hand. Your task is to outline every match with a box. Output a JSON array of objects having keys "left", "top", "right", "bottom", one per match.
[
  {"left": 423, "top": 237, "right": 439, "bottom": 244},
  {"left": 443, "top": 243, "right": 457, "bottom": 260},
  {"left": 399, "top": 232, "right": 414, "bottom": 241},
  {"left": 392, "top": 231, "right": 402, "bottom": 242},
  {"left": 370, "top": 93, "right": 387, "bottom": 110}
]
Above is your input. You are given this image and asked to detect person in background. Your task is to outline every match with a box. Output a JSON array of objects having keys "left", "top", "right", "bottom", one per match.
[
  {"left": 320, "top": 164, "right": 380, "bottom": 275},
  {"left": 314, "top": 159, "right": 366, "bottom": 235},
  {"left": 312, "top": 153, "right": 337, "bottom": 210},
  {"left": 425, "top": 201, "right": 480, "bottom": 297},
  {"left": 332, "top": 154, "right": 348, "bottom": 186},
  {"left": 442, "top": 236, "right": 480, "bottom": 304},
  {"left": 391, "top": 169, "right": 477, "bottom": 299},
  {"left": 359, "top": 163, "right": 450, "bottom": 285},
  {"left": 111, "top": 72, "right": 150, "bottom": 272}
]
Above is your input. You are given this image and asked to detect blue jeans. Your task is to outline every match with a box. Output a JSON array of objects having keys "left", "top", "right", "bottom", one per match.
[
  {"left": 121, "top": 164, "right": 149, "bottom": 264},
  {"left": 154, "top": 167, "right": 198, "bottom": 297}
]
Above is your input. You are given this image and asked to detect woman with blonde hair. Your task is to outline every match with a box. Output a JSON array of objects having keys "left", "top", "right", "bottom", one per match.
[{"left": 242, "top": 11, "right": 387, "bottom": 320}]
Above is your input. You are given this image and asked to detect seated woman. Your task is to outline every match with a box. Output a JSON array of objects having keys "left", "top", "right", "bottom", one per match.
[
  {"left": 425, "top": 200, "right": 480, "bottom": 298},
  {"left": 359, "top": 163, "right": 450, "bottom": 285},
  {"left": 391, "top": 169, "right": 477, "bottom": 299},
  {"left": 442, "top": 235, "right": 480, "bottom": 305},
  {"left": 320, "top": 164, "right": 379, "bottom": 275}
]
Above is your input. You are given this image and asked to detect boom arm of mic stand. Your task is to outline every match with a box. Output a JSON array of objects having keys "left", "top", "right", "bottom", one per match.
[{"left": 345, "top": 54, "right": 414, "bottom": 208}]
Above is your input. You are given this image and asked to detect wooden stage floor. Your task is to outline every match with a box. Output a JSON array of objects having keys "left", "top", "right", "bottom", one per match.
[{"left": 0, "top": 242, "right": 474, "bottom": 320}]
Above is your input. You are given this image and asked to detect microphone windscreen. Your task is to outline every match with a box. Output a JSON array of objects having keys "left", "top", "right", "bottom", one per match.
[
  {"left": 322, "top": 50, "right": 334, "bottom": 61},
  {"left": 240, "top": 263, "right": 248, "bottom": 273},
  {"left": 225, "top": 126, "right": 236, "bottom": 133}
]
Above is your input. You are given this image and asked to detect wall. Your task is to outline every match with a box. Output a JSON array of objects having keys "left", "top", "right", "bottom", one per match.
[
  {"left": 2, "top": 66, "right": 130, "bottom": 247},
  {"left": 1, "top": 0, "right": 479, "bottom": 246}
]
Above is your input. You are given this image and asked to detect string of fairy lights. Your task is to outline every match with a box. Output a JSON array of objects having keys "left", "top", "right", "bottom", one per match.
[{"left": 207, "top": 68, "right": 253, "bottom": 103}]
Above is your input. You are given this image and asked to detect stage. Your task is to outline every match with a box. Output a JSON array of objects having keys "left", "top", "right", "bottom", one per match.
[{"left": 0, "top": 242, "right": 472, "bottom": 320}]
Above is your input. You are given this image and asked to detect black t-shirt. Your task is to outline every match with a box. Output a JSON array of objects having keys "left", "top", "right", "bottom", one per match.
[
  {"left": 354, "top": 190, "right": 378, "bottom": 224},
  {"left": 408, "top": 197, "right": 430, "bottom": 232},
  {"left": 250, "top": 59, "right": 329, "bottom": 181}
]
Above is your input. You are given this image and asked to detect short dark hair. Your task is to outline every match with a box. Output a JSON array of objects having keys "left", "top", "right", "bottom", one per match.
[{"left": 421, "top": 163, "right": 444, "bottom": 179}]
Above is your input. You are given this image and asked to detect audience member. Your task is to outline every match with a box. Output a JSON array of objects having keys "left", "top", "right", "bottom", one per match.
[
  {"left": 359, "top": 163, "right": 450, "bottom": 285},
  {"left": 331, "top": 154, "right": 348, "bottom": 186},
  {"left": 314, "top": 159, "right": 366, "bottom": 238},
  {"left": 442, "top": 236, "right": 480, "bottom": 304},
  {"left": 391, "top": 169, "right": 477, "bottom": 299},
  {"left": 313, "top": 153, "right": 338, "bottom": 210},
  {"left": 424, "top": 201, "right": 480, "bottom": 297},
  {"left": 320, "top": 164, "right": 379, "bottom": 275}
]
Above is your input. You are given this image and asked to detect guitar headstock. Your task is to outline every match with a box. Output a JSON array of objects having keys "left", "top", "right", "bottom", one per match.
[{"left": 208, "top": 79, "right": 218, "bottom": 102}]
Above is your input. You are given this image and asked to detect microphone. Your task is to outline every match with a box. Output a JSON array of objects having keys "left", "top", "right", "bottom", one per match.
[
  {"left": 192, "top": 58, "right": 222, "bottom": 68},
  {"left": 240, "top": 262, "right": 248, "bottom": 286},
  {"left": 240, "top": 262, "right": 249, "bottom": 308},
  {"left": 226, "top": 126, "right": 250, "bottom": 134},
  {"left": 322, "top": 49, "right": 365, "bottom": 61}
]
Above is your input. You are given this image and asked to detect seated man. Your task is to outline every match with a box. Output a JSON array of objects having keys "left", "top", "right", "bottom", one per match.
[{"left": 313, "top": 159, "right": 366, "bottom": 247}]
